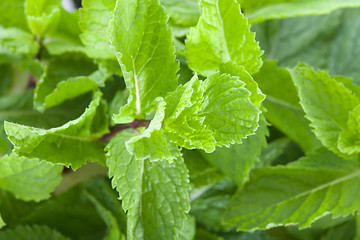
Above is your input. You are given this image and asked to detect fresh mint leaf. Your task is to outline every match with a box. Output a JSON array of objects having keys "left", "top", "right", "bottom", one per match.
[
  {"left": 44, "top": 9, "right": 84, "bottom": 55},
  {"left": 183, "top": 149, "right": 224, "bottom": 187},
  {"left": 105, "top": 130, "right": 190, "bottom": 240},
  {"left": 225, "top": 148, "right": 360, "bottom": 230},
  {"left": 4, "top": 91, "right": 108, "bottom": 169},
  {"left": 0, "top": 27, "right": 39, "bottom": 55},
  {"left": 164, "top": 73, "right": 262, "bottom": 151},
  {"left": 185, "top": 0, "right": 263, "bottom": 76},
  {"left": 240, "top": 0, "right": 360, "bottom": 24},
  {"left": 0, "top": 225, "right": 71, "bottom": 240},
  {"left": 110, "top": 0, "right": 179, "bottom": 122},
  {"left": 34, "top": 53, "right": 97, "bottom": 112},
  {"left": 44, "top": 77, "right": 98, "bottom": 109},
  {"left": 254, "top": 60, "right": 321, "bottom": 152},
  {"left": 161, "top": 0, "right": 200, "bottom": 27},
  {"left": 84, "top": 191, "right": 125, "bottom": 240},
  {"left": 0, "top": 0, "right": 28, "bottom": 30},
  {"left": 79, "top": 0, "right": 116, "bottom": 59},
  {"left": 25, "top": 0, "right": 61, "bottom": 36},
  {"left": 0, "top": 154, "right": 62, "bottom": 202},
  {"left": 202, "top": 115, "right": 268, "bottom": 187},
  {"left": 125, "top": 98, "right": 180, "bottom": 162},
  {"left": 289, "top": 64, "right": 360, "bottom": 158}
]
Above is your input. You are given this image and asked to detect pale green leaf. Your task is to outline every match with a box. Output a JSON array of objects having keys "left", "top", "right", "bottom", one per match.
[
  {"left": 289, "top": 64, "right": 360, "bottom": 158},
  {"left": 161, "top": 0, "right": 200, "bottom": 27},
  {"left": 25, "top": 0, "right": 61, "bottom": 36},
  {"left": 241, "top": 0, "right": 360, "bottom": 24},
  {"left": 34, "top": 53, "right": 97, "bottom": 112},
  {"left": 79, "top": 0, "right": 116, "bottom": 59},
  {"left": 164, "top": 76, "right": 216, "bottom": 152},
  {"left": 253, "top": 60, "right": 321, "bottom": 152},
  {"left": 44, "top": 77, "right": 98, "bottom": 109},
  {"left": 177, "top": 216, "right": 196, "bottom": 240},
  {"left": 110, "top": 0, "right": 179, "bottom": 122},
  {"left": 4, "top": 91, "right": 108, "bottom": 169},
  {"left": 164, "top": 73, "right": 261, "bottom": 151},
  {"left": 338, "top": 105, "right": 360, "bottom": 155},
  {"left": 0, "top": 0, "right": 28, "bottom": 30},
  {"left": 0, "top": 154, "right": 62, "bottom": 201},
  {"left": 0, "top": 225, "right": 71, "bottom": 240},
  {"left": 202, "top": 115, "right": 268, "bottom": 186},
  {"left": 105, "top": 130, "right": 190, "bottom": 240},
  {"left": 126, "top": 98, "right": 180, "bottom": 162},
  {"left": 44, "top": 9, "right": 84, "bottom": 55},
  {"left": 185, "top": 0, "right": 263, "bottom": 76},
  {"left": 199, "top": 73, "right": 261, "bottom": 146},
  {"left": 225, "top": 148, "right": 360, "bottom": 230},
  {"left": 0, "top": 27, "right": 39, "bottom": 55}
]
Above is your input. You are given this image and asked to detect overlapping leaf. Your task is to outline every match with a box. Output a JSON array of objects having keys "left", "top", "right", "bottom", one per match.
[
  {"left": 4, "top": 91, "right": 108, "bottom": 169},
  {"left": 0, "top": 225, "right": 71, "bottom": 240},
  {"left": 0, "top": 154, "right": 62, "bottom": 202},
  {"left": 79, "top": 0, "right": 116, "bottom": 59},
  {"left": 25, "top": 0, "right": 61, "bottom": 36},
  {"left": 105, "top": 130, "right": 190, "bottom": 240},
  {"left": 254, "top": 61, "right": 321, "bottom": 152},
  {"left": 164, "top": 73, "right": 262, "bottom": 152},
  {"left": 225, "top": 148, "right": 360, "bottom": 230},
  {"left": 289, "top": 64, "right": 360, "bottom": 158},
  {"left": 240, "top": 0, "right": 360, "bottom": 24},
  {"left": 185, "top": 0, "right": 263, "bottom": 76},
  {"left": 110, "top": 0, "right": 179, "bottom": 122}
]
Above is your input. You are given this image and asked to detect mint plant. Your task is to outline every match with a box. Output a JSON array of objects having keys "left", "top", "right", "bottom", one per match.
[{"left": 1, "top": 0, "right": 360, "bottom": 239}]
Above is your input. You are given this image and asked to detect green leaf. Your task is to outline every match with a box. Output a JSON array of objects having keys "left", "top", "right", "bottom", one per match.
[
  {"left": 241, "top": 0, "right": 360, "bottom": 24},
  {"left": 253, "top": 8, "right": 360, "bottom": 85},
  {"left": 183, "top": 149, "right": 224, "bottom": 187},
  {"left": 44, "top": 77, "right": 98, "bottom": 109},
  {"left": 185, "top": 0, "right": 263, "bottom": 76},
  {"left": 44, "top": 9, "right": 84, "bottom": 55},
  {"left": 164, "top": 76, "right": 216, "bottom": 152},
  {"left": 126, "top": 98, "right": 180, "bottom": 162},
  {"left": 0, "top": 154, "right": 62, "bottom": 201},
  {"left": 0, "top": 215, "right": 4, "bottom": 229},
  {"left": 79, "top": 0, "right": 116, "bottom": 59},
  {"left": 105, "top": 130, "right": 190, "bottom": 240},
  {"left": 164, "top": 73, "right": 262, "bottom": 151},
  {"left": 190, "top": 179, "right": 236, "bottom": 232},
  {"left": 0, "top": 225, "right": 71, "bottom": 240},
  {"left": 0, "top": 27, "right": 39, "bottom": 55},
  {"left": 253, "top": 60, "right": 321, "bottom": 152},
  {"left": 0, "top": 0, "right": 28, "bottom": 30},
  {"left": 25, "top": 0, "right": 61, "bottom": 36},
  {"left": 4, "top": 91, "right": 108, "bottom": 170},
  {"left": 177, "top": 216, "right": 196, "bottom": 240},
  {"left": 84, "top": 191, "right": 125, "bottom": 240},
  {"left": 338, "top": 105, "right": 360, "bottom": 155},
  {"left": 161, "top": 0, "right": 200, "bottom": 27},
  {"left": 199, "top": 73, "right": 261, "bottom": 146},
  {"left": 225, "top": 148, "right": 360, "bottom": 230},
  {"left": 202, "top": 115, "right": 268, "bottom": 187},
  {"left": 20, "top": 178, "right": 114, "bottom": 239},
  {"left": 34, "top": 53, "right": 97, "bottom": 112},
  {"left": 327, "top": 8, "right": 360, "bottom": 85},
  {"left": 110, "top": 0, "right": 179, "bottom": 122},
  {"left": 289, "top": 64, "right": 360, "bottom": 158}
]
